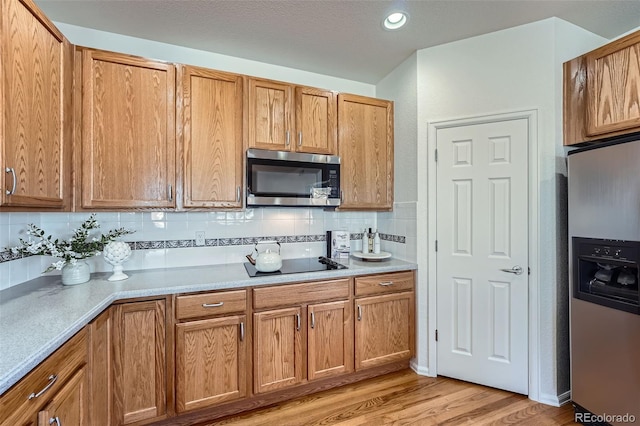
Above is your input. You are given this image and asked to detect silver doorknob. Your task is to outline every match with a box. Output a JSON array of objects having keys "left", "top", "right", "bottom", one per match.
[{"left": 500, "top": 266, "right": 523, "bottom": 275}]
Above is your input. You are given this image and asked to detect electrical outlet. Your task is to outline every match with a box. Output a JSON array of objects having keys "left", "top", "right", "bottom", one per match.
[{"left": 195, "top": 231, "right": 205, "bottom": 246}]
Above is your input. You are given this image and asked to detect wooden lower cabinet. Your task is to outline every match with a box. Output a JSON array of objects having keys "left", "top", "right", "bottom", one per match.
[
  {"left": 253, "top": 307, "right": 304, "bottom": 393},
  {"left": 354, "top": 291, "right": 415, "bottom": 370},
  {"left": 37, "top": 367, "right": 87, "bottom": 426},
  {"left": 175, "top": 315, "right": 247, "bottom": 413},
  {"left": 111, "top": 300, "right": 167, "bottom": 425},
  {"left": 307, "top": 300, "right": 353, "bottom": 381},
  {"left": 0, "top": 329, "right": 87, "bottom": 426}
]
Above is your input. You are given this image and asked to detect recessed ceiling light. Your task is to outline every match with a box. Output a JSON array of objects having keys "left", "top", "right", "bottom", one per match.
[{"left": 383, "top": 11, "right": 408, "bottom": 30}]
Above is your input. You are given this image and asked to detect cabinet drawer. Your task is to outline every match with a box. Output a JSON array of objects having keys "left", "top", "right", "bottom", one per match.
[
  {"left": 0, "top": 328, "right": 87, "bottom": 426},
  {"left": 355, "top": 271, "right": 414, "bottom": 296},
  {"left": 254, "top": 279, "right": 350, "bottom": 310},
  {"left": 176, "top": 290, "right": 247, "bottom": 320}
]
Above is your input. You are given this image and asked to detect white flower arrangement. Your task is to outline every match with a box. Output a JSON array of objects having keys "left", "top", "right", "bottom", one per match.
[{"left": 9, "top": 214, "right": 134, "bottom": 272}]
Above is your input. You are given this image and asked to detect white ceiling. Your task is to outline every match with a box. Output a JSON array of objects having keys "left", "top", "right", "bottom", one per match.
[{"left": 35, "top": 0, "right": 640, "bottom": 84}]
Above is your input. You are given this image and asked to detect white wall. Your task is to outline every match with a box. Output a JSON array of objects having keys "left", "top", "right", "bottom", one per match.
[
  {"left": 414, "top": 18, "right": 606, "bottom": 404},
  {"left": 56, "top": 23, "right": 375, "bottom": 96}
]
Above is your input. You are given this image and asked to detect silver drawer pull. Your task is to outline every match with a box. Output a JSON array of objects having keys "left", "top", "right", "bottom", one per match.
[
  {"left": 202, "top": 302, "right": 224, "bottom": 308},
  {"left": 239, "top": 322, "right": 245, "bottom": 341},
  {"left": 49, "top": 417, "right": 61, "bottom": 426},
  {"left": 357, "top": 305, "right": 362, "bottom": 321},
  {"left": 379, "top": 281, "right": 394, "bottom": 286},
  {"left": 296, "top": 313, "right": 301, "bottom": 331},
  {"left": 28, "top": 374, "right": 57, "bottom": 400},
  {"left": 310, "top": 312, "right": 315, "bottom": 329},
  {"left": 5, "top": 167, "right": 16, "bottom": 195}
]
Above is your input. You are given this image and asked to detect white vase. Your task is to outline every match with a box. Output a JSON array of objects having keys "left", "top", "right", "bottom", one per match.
[
  {"left": 103, "top": 241, "right": 132, "bottom": 281},
  {"left": 61, "top": 261, "right": 91, "bottom": 285}
]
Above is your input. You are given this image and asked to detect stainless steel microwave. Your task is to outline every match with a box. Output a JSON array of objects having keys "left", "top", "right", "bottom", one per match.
[{"left": 246, "top": 149, "right": 341, "bottom": 207}]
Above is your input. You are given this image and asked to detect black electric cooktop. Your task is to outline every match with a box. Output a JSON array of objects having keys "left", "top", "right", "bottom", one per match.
[{"left": 244, "top": 256, "right": 347, "bottom": 277}]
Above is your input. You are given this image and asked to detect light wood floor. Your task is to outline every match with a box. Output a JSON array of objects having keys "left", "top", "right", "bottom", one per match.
[{"left": 208, "top": 370, "right": 577, "bottom": 426}]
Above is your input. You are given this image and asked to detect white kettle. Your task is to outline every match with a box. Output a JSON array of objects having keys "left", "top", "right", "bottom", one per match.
[{"left": 251, "top": 241, "right": 282, "bottom": 272}]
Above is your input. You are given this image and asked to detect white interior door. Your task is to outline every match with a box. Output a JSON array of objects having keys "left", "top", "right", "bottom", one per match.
[{"left": 436, "top": 118, "right": 529, "bottom": 394}]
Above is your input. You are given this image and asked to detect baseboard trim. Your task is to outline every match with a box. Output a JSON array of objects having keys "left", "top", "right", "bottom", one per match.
[
  {"left": 537, "top": 390, "right": 571, "bottom": 407},
  {"left": 409, "top": 359, "right": 433, "bottom": 377}
]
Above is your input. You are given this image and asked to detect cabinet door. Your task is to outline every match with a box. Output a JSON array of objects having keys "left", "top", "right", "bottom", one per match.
[
  {"left": 112, "top": 300, "right": 167, "bottom": 424},
  {"left": 338, "top": 94, "right": 394, "bottom": 210},
  {"left": 253, "top": 307, "right": 303, "bottom": 393},
  {"left": 354, "top": 292, "right": 414, "bottom": 370},
  {"left": 248, "top": 78, "right": 293, "bottom": 151},
  {"left": 37, "top": 367, "right": 87, "bottom": 426},
  {"left": 81, "top": 49, "right": 176, "bottom": 209},
  {"left": 295, "top": 87, "right": 337, "bottom": 155},
  {"left": 178, "top": 65, "right": 244, "bottom": 208},
  {"left": 175, "top": 315, "right": 247, "bottom": 413},
  {"left": 307, "top": 301, "right": 353, "bottom": 381},
  {"left": 585, "top": 32, "right": 640, "bottom": 137},
  {"left": 1, "top": 0, "right": 72, "bottom": 209}
]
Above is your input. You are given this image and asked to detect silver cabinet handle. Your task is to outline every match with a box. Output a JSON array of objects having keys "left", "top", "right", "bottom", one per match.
[
  {"left": 357, "top": 305, "right": 362, "bottom": 321},
  {"left": 5, "top": 167, "right": 16, "bottom": 195},
  {"left": 168, "top": 184, "right": 173, "bottom": 202},
  {"left": 239, "top": 322, "right": 245, "bottom": 342},
  {"left": 310, "top": 312, "right": 315, "bottom": 329},
  {"left": 202, "top": 302, "right": 224, "bottom": 308},
  {"left": 500, "top": 266, "right": 523, "bottom": 275},
  {"left": 379, "top": 281, "right": 394, "bottom": 286},
  {"left": 295, "top": 313, "right": 300, "bottom": 331},
  {"left": 340, "top": 190, "right": 344, "bottom": 202},
  {"left": 298, "top": 131, "right": 302, "bottom": 147},
  {"left": 49, "top": 417, "right": 61, "bottom": 426},
  {"left": 28, "top": 374, "right": 57, "bottom": 400},
  {"left": 236, "top": 186, "right": 241, "bottom": 202},
  {"left": 285, "top": 131, "right": 290, "bottom": 146}
]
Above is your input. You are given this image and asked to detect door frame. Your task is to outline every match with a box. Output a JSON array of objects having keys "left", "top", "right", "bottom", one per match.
[{"left": 424, "top": 109, "right": 540, "bottom": 400}]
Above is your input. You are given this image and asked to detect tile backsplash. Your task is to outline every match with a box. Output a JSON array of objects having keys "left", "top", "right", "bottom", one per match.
[{"left": 0, "top": 205, "right": 414, "bottom": 291}]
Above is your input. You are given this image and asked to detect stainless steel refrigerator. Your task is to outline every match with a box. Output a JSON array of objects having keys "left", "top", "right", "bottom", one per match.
[{"left": 568, "top": 138, "right": 640, "bottom": 425}]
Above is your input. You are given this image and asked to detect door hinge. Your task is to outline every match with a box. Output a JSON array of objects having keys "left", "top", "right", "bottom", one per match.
[
  {"left": 528, "top": 267, "right": 531, "bottom": 275},
  {"left": 435, "top": 149, "right": 438, "bottom": 162},
  {"left": 435, "top": 329, "right": 438, "bottom": 342},
  {"left": 435, "top": 240, "right": 438, "bottom": 252}
]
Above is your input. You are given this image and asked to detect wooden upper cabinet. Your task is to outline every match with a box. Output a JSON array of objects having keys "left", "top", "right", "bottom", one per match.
[
  {"left": 1, "top": 0, "right": 72, "bottom": 209},
  {"left": 248, "top": 78, "right": 293, "bottom": 151},
  {"left": 585, "top": 31, "right": 640, "bottom": 137},
  {"left": 111, "top": 300, "right": 167, "bottom": 425},
  {"left": 295, "top": 87, "right": 337, "bottom": 154},
  {"left": 80, "top": 49, "right": 176, "bottom": 209},
  {"left": 248, "top": 78, "right": 338, "bottom": 154},
  {"left": 564, "top": 29, "right": 640, "bottom": 145},
  {"left": 177, "top": 65, "right": 244, "bottom": 208},
  {"left": 338, "top": 93, "right": 394, "bottom": 210}
]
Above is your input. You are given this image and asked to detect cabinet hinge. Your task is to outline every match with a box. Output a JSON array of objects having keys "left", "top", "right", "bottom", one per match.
[
  {"left": 435, "top": 240, "right": 438, "bottom": 252},
  {"left": 435, "top": 149, "right": 438, "bottom": 162},
  {"left": 435, "top": 329, "right": 438, "bottom": 342}
]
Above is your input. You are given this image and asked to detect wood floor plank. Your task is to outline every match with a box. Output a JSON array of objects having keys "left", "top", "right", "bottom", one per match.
[{"left": 205, "top": 370, "right": 577, "bottom": 426}]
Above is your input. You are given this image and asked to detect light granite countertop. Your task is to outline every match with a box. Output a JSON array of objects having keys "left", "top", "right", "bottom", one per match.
[{"left": 0, "top": 257, "right": 416, "bottom": 395}]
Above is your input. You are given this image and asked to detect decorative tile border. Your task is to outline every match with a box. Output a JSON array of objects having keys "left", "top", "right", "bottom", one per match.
[{"left": 0, "top": 232, "right": 406, "bottom": 264}]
